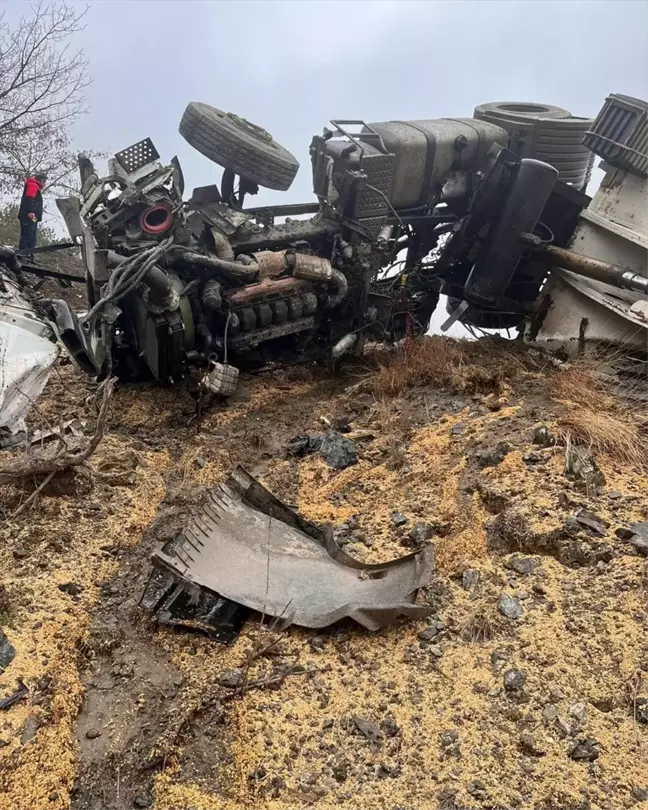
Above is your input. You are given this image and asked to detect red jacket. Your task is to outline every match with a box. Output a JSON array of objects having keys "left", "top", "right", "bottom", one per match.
[{"left": 18, "top": 177, "right": 44, "bottom": 221}]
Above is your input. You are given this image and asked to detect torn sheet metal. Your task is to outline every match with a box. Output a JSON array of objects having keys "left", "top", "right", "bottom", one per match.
[
  {"left": 0, "top": 418, "right": 86, "bottom": 450},
  {"left": 536, "top": 269, "right": 648, "bottom": 351},
  {"left": 141, "top": 534, "right": 248, "bottom": 644},
  {"left": 0, "top": 271, "right": 58, "bottom": 434},
  {"left": 151, "top": 466, "right": 434, "bottom": 631}
]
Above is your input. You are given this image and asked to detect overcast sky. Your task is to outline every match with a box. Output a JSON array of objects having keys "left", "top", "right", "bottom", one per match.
[{"left": 66, "top": 0, "right": 647, "bottom": 209}]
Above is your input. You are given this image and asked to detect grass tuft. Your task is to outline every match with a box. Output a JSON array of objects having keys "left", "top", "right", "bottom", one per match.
[{"left": 552, "top": 363, "right": 646, "bottom": 468}]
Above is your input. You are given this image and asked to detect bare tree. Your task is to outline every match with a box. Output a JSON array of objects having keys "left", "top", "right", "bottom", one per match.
[{"left": 0, "top": 2, "right": 90, "bottom": 196}]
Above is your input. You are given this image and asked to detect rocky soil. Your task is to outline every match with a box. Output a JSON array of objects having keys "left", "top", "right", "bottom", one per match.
[{"left": 0, "top": 337, "right": 647, "bottom": 810}]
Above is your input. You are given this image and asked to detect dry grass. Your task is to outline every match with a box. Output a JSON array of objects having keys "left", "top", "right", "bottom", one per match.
[
  {"left": 460, "top": 602, "right": 503, "bottom": 643},
  {"left": 552, "top": 363, "right": 647, "bottom": 468},
  {"left": 361, "top": 336, "right": 526, "bottom": 398},
  {"left": 489, "top": 509, "right": 534, "bottom": 553}
]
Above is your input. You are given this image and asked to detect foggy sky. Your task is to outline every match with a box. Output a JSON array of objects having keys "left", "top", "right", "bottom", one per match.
[{"left": 68, "top": 0, "right": 648, "bottom": 208}]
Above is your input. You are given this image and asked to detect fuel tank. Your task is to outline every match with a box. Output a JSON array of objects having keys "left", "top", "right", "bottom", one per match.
[{"left": 362, "top": 118, "right": 508, "bottom": 208}]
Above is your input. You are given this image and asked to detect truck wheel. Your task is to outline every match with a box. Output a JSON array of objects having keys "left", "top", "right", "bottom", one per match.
[{"left": 179, "top": 103, "right": 299, "bottom": 191}]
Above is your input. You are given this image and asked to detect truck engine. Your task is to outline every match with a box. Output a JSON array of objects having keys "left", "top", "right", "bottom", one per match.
[{"left": 3, "top": 95, "right": 647, "bottom": 393}]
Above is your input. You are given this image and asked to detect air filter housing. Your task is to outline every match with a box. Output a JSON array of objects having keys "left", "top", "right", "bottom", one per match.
[
  {"left": 583, "top": 94, "right": 648, "bottom": 178},
  {"left": 474, "top": 102, "right": 594, "bottom": 190}
]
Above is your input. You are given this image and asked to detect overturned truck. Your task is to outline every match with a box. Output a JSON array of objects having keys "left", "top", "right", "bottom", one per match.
[{"left": 3, "top": 94, "right": 648, "bottom": 393}]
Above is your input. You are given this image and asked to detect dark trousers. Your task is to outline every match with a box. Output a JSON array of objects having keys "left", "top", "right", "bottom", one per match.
[{"left": 18, "top": 217, "right": 38, "bottom": 252}]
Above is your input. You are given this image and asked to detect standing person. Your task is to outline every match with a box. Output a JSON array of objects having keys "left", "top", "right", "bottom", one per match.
[{"left": 17, "top": 173, "right": 46, "bottom": 256}]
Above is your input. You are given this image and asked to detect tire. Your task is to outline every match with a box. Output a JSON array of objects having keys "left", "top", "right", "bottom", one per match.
[
  {"left": 474, "top": 101, "right": 571, "bottom": 122},
  {"left": 179, "top": 102, "right": 299, "bottom": 191}
]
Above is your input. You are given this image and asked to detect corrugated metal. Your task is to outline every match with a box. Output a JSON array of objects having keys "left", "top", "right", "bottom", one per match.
[{"left": 583, "top": 94, "right": 648, "bottom": 178}]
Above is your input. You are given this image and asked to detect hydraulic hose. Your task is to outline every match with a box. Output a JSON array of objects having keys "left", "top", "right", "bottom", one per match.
[{"left": 171, "top": 249, "right": 258, "bottom": 283}]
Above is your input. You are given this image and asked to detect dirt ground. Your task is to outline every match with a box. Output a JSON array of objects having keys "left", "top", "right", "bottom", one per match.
[{"left": 0, "top": 337, "right": 647, "bottom": 810}]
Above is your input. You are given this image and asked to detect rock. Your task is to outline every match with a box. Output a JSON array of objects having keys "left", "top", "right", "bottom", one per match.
[
  {"left": 428, "top": 645, "right": 443, "bottom": 658},
  {"left": 565, "top": 446, "right": 606, "bottom": 491},
  {"left": 519, "top": 732, "right": 546, "bottom": 757},
  {"left": 504, "top": 555, "right": 539, "bottom": 575},
  {"left": 417, "top": 626, "right": 440, "bottom": 643},
  {"left": 133, "top": 796, "right": 153, "bottom": 808},
  {"left": 497, "top": 594, "right": 523, "bottom": 620},
  {"left": 331, "top": 758, "right": 349, "bottom": 783},
  {"left": 194, "top": 456, "right": 205, "bottom": 469},
  {"left": 309, "top": 636, "right": 326, "bottom": 652},
  {"left": 13, "top": 546, "right": 28, "bottom": 559},
  {"left": 451, "top": 423, "right": 465, "bottom": 436},
  {"left": 575, "top": 509, "right": 608, "bottom": 536},
  {"left": 467, "top": 779, "right": 488, "bottom": 798},
  {"left": 0, "top": 629, "right": 15, "bottom": 670},
  {"left": 218, "top": 668, "right": 244, "bottom": 688},
  {"left": 591, "top": 696, "right": 613, "bottom": 713},
  {"left": 607, "top": 491, "right": 623, "bottom": 500},
  {"left": 477, "top": 442, "right": 511, "bottom": 468},
  {"left": 616, "top": 524, "right": 648, "bottom": 555},
  {"left": 85, "top": 728, "right": 102, "bottom": 739},
  {"left": 287, "top": 434, "right": 322, "bottom": 457},
  {"left": 408, "top": 523, "right": 433, "bottom": 546},
  {"left": 555, "top": 716, "right": 572, "bottom": 737},
  {"left": 380, "top": 715, "right": 400, "bottom": 738},
  {"left": 57, "top": 582, "right": 83, "bottom": 596},
  {"left": 439, "top": 729, "right": 459, "bottom": 748},
  {"left": 20, "top": 715, "right": 41, "bottom": 744},
  {"left": 298, "top": 771, "right": 316, "bottom": 788},
  {"left": 491, "top": 648, "right": 510, "bottom": 670},
  {"left": 632, "top": 786, "right": 648, "bottom": 802},
  {"left": 462, "top": 568, "right": 480, "bottom": 589},
  {"left": 636, "top": 698, "right": 648, "bottom": 725},
  {"left": 629, "top": 522, "right": 648, "bottom": 554},
  {"left": 319, "top": 432, "right": 357, "bottom": 470},
  {"left": 569, "top": 737, "right": 599, "bottom": 762},
  {"left": 563, "top": 516, "right": 583, "bottom": 537},
  {"left": 523, "top": 451, "right": 549, "bottom": 465},
  {"left": 532, "top": 425, "right": 553, "bottom": 447},
  {"left": 548, "top": 683, "right": 566, "bottom": 702},
  {"left": 542, "top": 704, "right": 558, "bottom": 723},
  {"left": 629, "top": 535, "right": 648, "bottom": 557},
  {"left": 569, "top": 702, "right": 587, "bottom": 723},
  {"left": 352, "top": 716, "right": 382, "bottom": 742},
  {"left": 503, "top": 668, "right": 526, "bottom": 691},
  {"left": 391, "top": 512, "right": 408, "bottom": 528}
]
